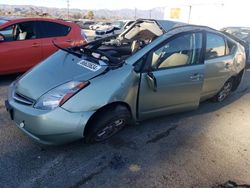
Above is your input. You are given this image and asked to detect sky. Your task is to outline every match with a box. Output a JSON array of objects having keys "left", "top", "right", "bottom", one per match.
[
  {"left": 1, "top": 0, "right": 250, "bottom": 28},
  {"left": 0, "top": 0, "right": 226, "bottom": 10},
  {"left": 1, "top": 0, "right": 169, "bottom": 10}
]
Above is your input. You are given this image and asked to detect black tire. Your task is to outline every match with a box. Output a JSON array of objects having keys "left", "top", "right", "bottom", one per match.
[
  {"left": 84, "top": 105, "right": 131, "bottom": 143},
  {"left": 212, "top": 79, "right": 233, "bottom": 102}
]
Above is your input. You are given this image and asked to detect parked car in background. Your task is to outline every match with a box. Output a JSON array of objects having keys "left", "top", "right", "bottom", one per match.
[
  {"left": 6, "top": 19, "right": 245, "bottom": 145},
  {"left": 221, "top": 27, "right": 250, "bottom": 68},
  {"left": 112, "top": 20, "right": 134, "bottom": 30},
  {"left": 0, "top": 17, "right": 87, "bottom": 75},
  {"left": 76, "top": 20, "right": 95, "bottom": 29},
  {"left": 95, "top": 20, "right": 134, "bottom": 39},
  {"left": 89, "top": 22, "right": 111, "bottom": 30}
]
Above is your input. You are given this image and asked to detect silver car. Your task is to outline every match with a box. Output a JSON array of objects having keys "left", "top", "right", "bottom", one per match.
[{"left": 5, "top": 19, "right": 246, "bottom": 145}]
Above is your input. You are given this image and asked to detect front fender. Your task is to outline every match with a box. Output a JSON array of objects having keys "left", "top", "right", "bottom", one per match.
[{"left": 62, "top": 64, "right": 140, "bottom": 120}]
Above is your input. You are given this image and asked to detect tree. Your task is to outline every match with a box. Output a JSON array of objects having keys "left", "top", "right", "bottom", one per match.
[
  {"left": 86, "top": 11, "right": 94, "bottom": 20},
  {"left": 72, "top": 13, "right": 83, "bottom": 19}
]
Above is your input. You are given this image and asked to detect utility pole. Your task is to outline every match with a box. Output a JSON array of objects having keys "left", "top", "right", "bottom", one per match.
[
  {"left": 149, "top": 9, "right": 152, "bottom": 19},
  {"left": 188, "top": 5, "right": 192, "bottom": 23},
  {"left": 67, "top": 0, "right": 70, "bottom": 20},
  {"left": 134, "top": 8, "right": 137, "bottom": 20}
]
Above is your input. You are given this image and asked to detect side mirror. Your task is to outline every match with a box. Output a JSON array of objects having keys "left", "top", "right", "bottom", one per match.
[{"left": 146, "top": 72, "right": 157, "bottom": 92}]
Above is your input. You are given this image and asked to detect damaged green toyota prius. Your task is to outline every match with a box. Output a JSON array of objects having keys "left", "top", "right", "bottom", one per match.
[{"left": 5, "top": 19, "right": 246, "bottom": 145}]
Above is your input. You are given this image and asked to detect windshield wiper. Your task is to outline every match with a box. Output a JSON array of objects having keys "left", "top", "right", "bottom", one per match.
[{"left": 52, "top": 41, "right": 82, "bottom": 58}]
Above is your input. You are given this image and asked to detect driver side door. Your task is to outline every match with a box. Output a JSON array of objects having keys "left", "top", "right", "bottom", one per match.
[{"left": 138, "top": 32, "right": 205, "bottom": 120}]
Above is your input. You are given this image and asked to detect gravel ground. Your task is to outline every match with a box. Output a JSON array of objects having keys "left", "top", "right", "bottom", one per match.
[{"left": 1, "top": 70, "right": 250, "bottom": 188}]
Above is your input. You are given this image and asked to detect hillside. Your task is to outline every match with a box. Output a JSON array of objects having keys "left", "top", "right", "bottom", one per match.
[{"left": 0, "top": 4, "right": 164, "bottom": 20}]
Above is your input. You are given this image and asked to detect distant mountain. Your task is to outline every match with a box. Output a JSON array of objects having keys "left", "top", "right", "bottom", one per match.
[{"left": 0, "top": 4, "right": 165, "bottom": 20}]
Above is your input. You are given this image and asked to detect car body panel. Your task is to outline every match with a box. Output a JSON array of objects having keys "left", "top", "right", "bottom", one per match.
[
  {"left": 156, "top": 19, "right": 186, "bottom": 32},
  {"left": 201, "top": 41, "right": 246, "bottom": 101},
  {"left": 139, "top": 64, "right": 205, "bottom": 120},
  {"left": 15, "top": 50, "right": 108, "bottom": 100},
  {"left": 7, "top": 83, "right": 94, "bottom": 144},
  {"left": 62, "top": 63, "right": 140, "bottom": 119},
  {"left": 0, "top": 37, "right": 42, "bottom": 74}
]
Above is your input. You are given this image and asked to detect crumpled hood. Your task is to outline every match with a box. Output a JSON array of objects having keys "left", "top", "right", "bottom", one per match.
[{"left": 15, "top": 50, "right": 107, "bottom": 100}]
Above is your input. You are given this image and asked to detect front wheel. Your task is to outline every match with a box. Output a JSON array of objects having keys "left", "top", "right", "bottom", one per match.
[
  {"left": 84, "top": 105, "right": 131, "bottom": 143},
  {"left": 212, "top": 79, "right": 233, "bottom": 102}
]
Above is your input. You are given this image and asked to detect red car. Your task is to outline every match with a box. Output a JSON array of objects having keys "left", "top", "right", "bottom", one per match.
[{"left": 0, "top": 17, "right": 87, "bottom": 75}]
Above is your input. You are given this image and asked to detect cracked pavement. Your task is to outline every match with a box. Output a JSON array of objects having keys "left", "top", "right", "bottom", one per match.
[{"left": 1, "top": 70, "right": 250, "bottom": 188}]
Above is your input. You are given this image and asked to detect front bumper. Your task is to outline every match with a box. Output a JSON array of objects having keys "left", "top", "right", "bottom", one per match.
[{"left": 6, "top": 85, "right": 95, "bottom": 145}]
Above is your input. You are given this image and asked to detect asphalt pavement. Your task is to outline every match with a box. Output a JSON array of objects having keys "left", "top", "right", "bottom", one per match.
[{"left": 1, "top": 70, "right": 250, "bottom": 188}]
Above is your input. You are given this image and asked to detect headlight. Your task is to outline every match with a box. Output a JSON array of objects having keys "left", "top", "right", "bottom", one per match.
[{"left": 34, "top": 81, "right": 89, "bottom": 110}]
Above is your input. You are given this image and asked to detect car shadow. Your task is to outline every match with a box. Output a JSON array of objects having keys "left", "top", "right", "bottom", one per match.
[{"left": 0, "top": 74, "right": 20, "bottom": 86}]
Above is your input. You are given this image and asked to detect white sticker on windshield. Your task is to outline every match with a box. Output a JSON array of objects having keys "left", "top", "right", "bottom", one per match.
[{"left": 77, "top": 60, "right": 101, "bottom": 72}]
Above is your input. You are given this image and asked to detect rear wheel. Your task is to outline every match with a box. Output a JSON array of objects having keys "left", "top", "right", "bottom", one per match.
[
  {"left": 212, "top": 79, "right": 233, "bottom": 102},
  {"left": 84, "top": 105, "right": 131, "bottom": 143}
]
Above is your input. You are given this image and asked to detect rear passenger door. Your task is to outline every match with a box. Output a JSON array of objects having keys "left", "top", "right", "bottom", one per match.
[
  {"left": 37, "top": 21, "right": 71, "bottom": 59},
  {"left": 201, "top": 32, "right": 237, "bottom": 98}
]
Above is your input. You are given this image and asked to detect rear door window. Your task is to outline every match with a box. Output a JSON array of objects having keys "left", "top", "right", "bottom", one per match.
[
  {"left": 205, "top": 33, "right": 226, "bottom": 60},
  {"left": 38, "top": 21, "right": 71, "bottom": 38}
]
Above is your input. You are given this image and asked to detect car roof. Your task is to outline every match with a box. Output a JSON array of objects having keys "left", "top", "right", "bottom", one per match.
[
  {"left": 156, "top": 19, "right": 187, "bottom": 32},
  {"left": 135, "top": 19, "right": 187, "bottom": 32},
  {"left": 222, "top": 26, "right": 250, "bottom": 30},
  {"left": 0, "top": 17, "right": 76, "bottom": 28},
  {"left": 135, "top": 19, "right": 218, "bottom": 34},
  {"left": 0, "top": 16, "right": 25, "bottom": 21}
]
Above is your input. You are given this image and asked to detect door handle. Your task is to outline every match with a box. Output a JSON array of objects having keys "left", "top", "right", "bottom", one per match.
[
  {"left": 190, "top": 73, "right": 203, "bottom": 81},
  {"left": 31, "top": 43, "right": 39, "bottom": 47}
]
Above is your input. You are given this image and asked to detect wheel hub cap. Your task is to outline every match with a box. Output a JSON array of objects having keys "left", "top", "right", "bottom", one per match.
[{"left": 95, "top": 119, "right": 125, "bottom": 141}]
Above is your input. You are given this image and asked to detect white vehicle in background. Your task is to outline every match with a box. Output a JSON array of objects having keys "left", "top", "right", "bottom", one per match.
[
  {"left": 95, "top": 20, "right": 134, "bottom": 39},
  {"left": 89, "top": 22, "right": 111, "bottom": 30},
  {"left": 76, "top": 20, "right": 96, "bottom": 29}
]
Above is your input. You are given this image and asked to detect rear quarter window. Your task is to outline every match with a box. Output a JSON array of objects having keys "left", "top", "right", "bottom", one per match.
[
  {"left": 205, "top": 33, "right": 226, "bottom": 60},
  {"left": 226, "top": 39, "right": 237, "bottom": 55},
  {"left": 38, "top": 21, "right": 71, "bottom": 38}
]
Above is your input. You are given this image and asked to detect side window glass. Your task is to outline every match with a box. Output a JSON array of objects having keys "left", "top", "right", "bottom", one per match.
[
  {"left": 16, "top": 22, "right": 37, "bottom": 40},
  {"left": 0, "top": 22, "right": 37, "bottom": 42},
  {"left": 39, "top": 21, "right": 70, "bottom": 38},
  {"left": 205, "top": 33, "right": 226, "bottom": 59},
  {"left": 226, "top": 39, "right": 237, "bottom": 55},
  {"left": 151, "top": 33, "right": 202, "bottom": 70},
  {"left": 0, "top": 26, "right": 14, "bottom": 41}
]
